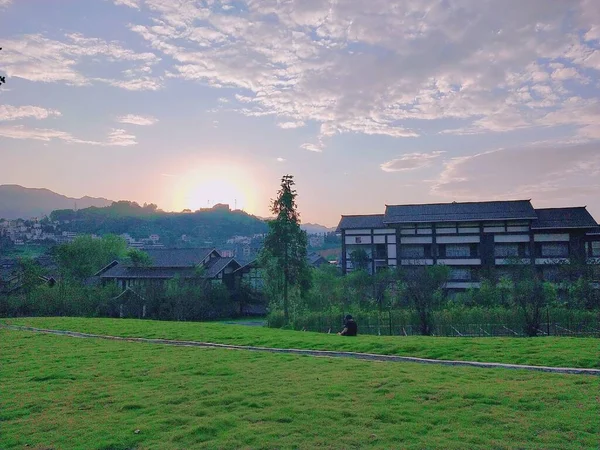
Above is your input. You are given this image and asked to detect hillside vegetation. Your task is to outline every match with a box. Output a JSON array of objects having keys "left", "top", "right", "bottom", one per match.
[{"left": 50, "top": 201, "right": 268, "bottom": 245}]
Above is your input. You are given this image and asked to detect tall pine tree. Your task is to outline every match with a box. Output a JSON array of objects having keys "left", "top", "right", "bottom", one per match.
[{"left": 260, "top": 175, "right": 311, "bottom": 324}]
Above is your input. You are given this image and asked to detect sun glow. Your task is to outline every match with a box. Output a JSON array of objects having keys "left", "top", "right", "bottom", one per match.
[{"left": 169, "top": 161, "right": 259, "bottom": 214}]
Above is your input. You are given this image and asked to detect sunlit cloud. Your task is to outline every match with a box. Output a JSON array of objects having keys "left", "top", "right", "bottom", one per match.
[
  {"left": 0, "top": 105, "right": 61, "bottom": 122},
  {"left": 0, "top": 125, "right": 137, "bottom": 147},
  {"left": 381, "top": 152, "right": 445, "bottom": 173},
  {"left": 117, "top": 114, "right": 158, "bottom": 126}
]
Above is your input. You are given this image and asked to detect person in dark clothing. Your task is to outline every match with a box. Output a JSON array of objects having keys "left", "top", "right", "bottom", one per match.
[{"left": 338, "top": 314, "right": 358, "bottom": 336}]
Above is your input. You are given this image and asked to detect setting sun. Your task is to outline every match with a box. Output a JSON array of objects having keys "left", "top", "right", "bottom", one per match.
[{"left": 169, "top": 161, "right": 260, "bottom": 214}]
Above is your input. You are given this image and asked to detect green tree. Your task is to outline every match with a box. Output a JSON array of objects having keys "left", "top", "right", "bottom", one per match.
[
  {"left": 259, "top": 175, "right": 311, "bottom": 324},
  {"left": 510, "top": 264, "right": 547, "bottom": 337},
  {"left": 349, "top": 248, "right": 370, "bottom": 272},
  {"left": 399, "top": 265, "right": 449, "bottom": 335},
  {"left": 55, "top": 235, "right": 127, "bottom": 281},
  {"left": 126, "top": 248, "right": 152, "bottom": 267}
]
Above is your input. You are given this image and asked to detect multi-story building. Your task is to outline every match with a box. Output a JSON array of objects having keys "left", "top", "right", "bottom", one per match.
[{"left": 337, "top": 200, "right": 600, "bottom": 290}]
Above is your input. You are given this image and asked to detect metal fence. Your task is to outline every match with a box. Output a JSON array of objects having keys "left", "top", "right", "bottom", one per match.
[{"left": 295, "top": 320, "right": 600, "bottom": 337}]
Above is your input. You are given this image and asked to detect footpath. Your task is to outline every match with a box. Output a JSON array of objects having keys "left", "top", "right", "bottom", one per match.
[{"left": 2, "top": 324, "right": 599, "bottom": 376}]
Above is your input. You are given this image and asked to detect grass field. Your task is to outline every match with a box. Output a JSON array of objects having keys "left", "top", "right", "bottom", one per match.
[
  {"left": 4, "top": 317, "right": 600, "bottom": 368},
  {"left": 1, "top": 328, "right": 599, "bottom": 450}
]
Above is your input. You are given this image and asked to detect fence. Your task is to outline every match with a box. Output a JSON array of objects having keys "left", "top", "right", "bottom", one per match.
[{"left": 271, "top": 311, "right": 600, "bottom": 337}]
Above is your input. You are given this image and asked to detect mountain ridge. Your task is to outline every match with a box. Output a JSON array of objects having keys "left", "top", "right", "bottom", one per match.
[{"left": 0, "top": 185, "right": 113, "bottom": 219}]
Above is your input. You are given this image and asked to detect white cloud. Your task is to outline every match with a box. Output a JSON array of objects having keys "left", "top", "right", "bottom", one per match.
[
  {"left": 0, "top": 125, "right": 137, "bottom": 147},
  {"left": 0, "top": 105, "right": 61, "bottom": 121},
  {"left": 276, "top": 157, "right": 285, "bottom": 162},
  {"left": 300, "top": 143, "right": 322, "bottom": 152},
  {"left": 2, "top": 33, "right": 159, "bottom": 89},
  {"left": 117, "top": 114, "right": 158, "bottom": 126},
  {"left": 277, "top": 121, "right": 305, "bottom": 129},
  {"left": 106, "top": 129, "right": 138, "bottom": 146},
  {"left": 381, "top": 152, "right": 445, "bottom": 172},
  {"left": 123, "top": 0, "right": 600, "bottom": 147},
  {"left": 0, "top": 0, "right": 12, "bottom": 7},
  {"left": 114, "top": 0, "right": 141, "bottom": 9}
]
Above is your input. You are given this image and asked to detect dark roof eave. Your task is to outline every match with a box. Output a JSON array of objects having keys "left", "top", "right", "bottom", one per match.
[
  {"left": 532, "top": 225, "right": 599, "bottom": 230},
  {"left": 383, "top": 216, "right": 537, "bottom": 224}
]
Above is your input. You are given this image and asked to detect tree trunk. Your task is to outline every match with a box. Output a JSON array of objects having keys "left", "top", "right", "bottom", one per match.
[{"left": 283, "top": 245, "right": 289, "bottom": 325}]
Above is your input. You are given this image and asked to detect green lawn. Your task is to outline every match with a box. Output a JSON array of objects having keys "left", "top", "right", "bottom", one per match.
[
  {"left": 5, "top": 317, "right": 600, "bottom": 368},
  {"left": 1, "top": 329, "right": 599, "bottom": 449}
]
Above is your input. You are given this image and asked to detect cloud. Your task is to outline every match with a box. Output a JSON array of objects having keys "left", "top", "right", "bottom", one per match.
[
  {"left": 0, "top": 125, "right": 138, "bottom": 147},
  {"left": 276, "top": 157, "right": 285, "bottom": 162},
  {"left": 277, "top": 121, "right": 305, "bottom": 129},
  {"left": 381, "top": 152, "right": 445, "bottom": 172},
  {"left": 124, "top": 0, "right": 600, "bottom": 147},
  {"left": 0, "top": 105, "right": 61, "bottom": 121},
  {"left": 300, "top": 143, "right": 322, "bottom": 152},
  {"left": 106, "top": 129, "right": 138, "bottom": 146},
  {"left": 432, "top": 142, "right": 600, "bottom": 205},
  {"left": 2, "top": 33, "right": 160, "bottom": 89},
  {"left": 117, "top": 114, "right": 158, "bottom": 126},
  {"left": 114, "top": 0, "right": 141, "bottom": 9}
]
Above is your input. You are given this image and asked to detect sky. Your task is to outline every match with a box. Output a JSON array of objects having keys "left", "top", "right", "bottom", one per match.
[{"left": 0, "top": 0, "right": 599, "bottom": 227}]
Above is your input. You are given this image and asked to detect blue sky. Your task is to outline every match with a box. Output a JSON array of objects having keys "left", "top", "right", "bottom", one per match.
[{"left": 1, "top": 0, "right": 599, "bottom": 226}]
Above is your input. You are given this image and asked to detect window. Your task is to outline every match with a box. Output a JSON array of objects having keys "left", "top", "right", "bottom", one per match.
[
  {"left": 400, "top": 245, "right": 425, "bottom": 258},
  {"left": 495, "top": 244, "right": 519, "bottom": 258},
  {"left": 591, "top": 241, "right": 600, "bottom": 257},
  {"left": 541, "top": 243, "right": 569, "bottom": 258},
  {"left": 445, "top": 244, "right": 471, "bottom": 258},
  {"left": 374, "top": 244, "right": 387, "bottom": 260},
  {"left": 449, "top": 268, "right": 471, "bottom": 281}
]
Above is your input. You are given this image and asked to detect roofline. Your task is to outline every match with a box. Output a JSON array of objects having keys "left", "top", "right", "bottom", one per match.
[
  {"left": 234, "top": 258, "right": 259, "bottom": 272},
  {"left": 384, "top": 199, "right": 533, "bottom": 208},
  {"left": 532, "top": 225, "right": 599, "bottom": 230},
  {"left": 93, "top": 260, "right": 119, "bottom": 277},
  {"left": 383, "top": 216, "right": 538, "bottom": 224},
  {"left": 534, "top": 206, "right": 589, "bottom": 211},
  {"left": 339, "top": 214, "right": 385, "bottom": 218}
]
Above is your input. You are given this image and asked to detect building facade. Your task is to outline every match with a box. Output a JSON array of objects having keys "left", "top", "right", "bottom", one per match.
[{"left": 337, "top": 200, "right": 600, "bottom": 290}]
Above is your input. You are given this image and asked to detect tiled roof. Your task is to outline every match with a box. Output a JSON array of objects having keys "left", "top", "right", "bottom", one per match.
[
  {"left": 384, "top": 200, "right": 536, "bottom": 224},
  {"left": 99, "top": 265, "right": 199, "bottom": 279},
  {"left": 307, "top": 252, "right": 327, "bottom": 266},
  {"left": 144, "top": 248, "right": 216, "bottom": 267},
  {"left": 336, "top": 214, "right": 385, "bottom": 231},
  {"left": 532, "top": 207, "right": 598, "bottom": 229},
  {"left": 204, "top": 257, "right": 240, "bottom": 278}
]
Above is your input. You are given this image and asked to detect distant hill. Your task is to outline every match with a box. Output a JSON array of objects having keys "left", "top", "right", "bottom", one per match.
[
  {"left": 50, "top": 201, "right": 269, "bottom": 246},
  {"left": 301, "top": 223, "right": 336, "bottom": 234},
  {"left": 0, "top": 185, "right": 113, "bottom": 219},
  {"left": 257, "top": 216, "right": 334, "bottom": 234}
]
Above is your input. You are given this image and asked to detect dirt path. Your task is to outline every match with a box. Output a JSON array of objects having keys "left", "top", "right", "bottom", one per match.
[{"left": 3, "top": 324, "right": 599, "bottom": 376}]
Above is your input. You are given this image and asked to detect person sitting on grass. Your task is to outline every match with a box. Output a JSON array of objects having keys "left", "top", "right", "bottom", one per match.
[{"left": 338, "top": 314, "right": 358, "bottom": 336}]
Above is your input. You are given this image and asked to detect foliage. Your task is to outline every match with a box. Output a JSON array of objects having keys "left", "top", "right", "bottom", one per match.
[
  {"left": 125, "top": 248, "right": 152, "bottom": 267},
  {"left": 399, "top": 265, "right": 450, "bottom": 335},
  {"left": 53, "top": 235, "right": 127, "bottom": 281},
  {"left": 349, "top": 248, "right": 370, "bottom": 271},
  {"left": 259, "top": 175, "right": 311, "bottom": 324},
  {"left": 49, "top": 201, "right": 268, "bottom": 246}
]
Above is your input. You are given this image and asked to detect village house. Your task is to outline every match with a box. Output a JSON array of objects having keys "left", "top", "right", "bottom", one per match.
[
  {"left": 337, "top": 200, "right": 600, "bottom": 290},
  {"left": 96, "top": 248, "right": 242, "bottom": 291}
]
